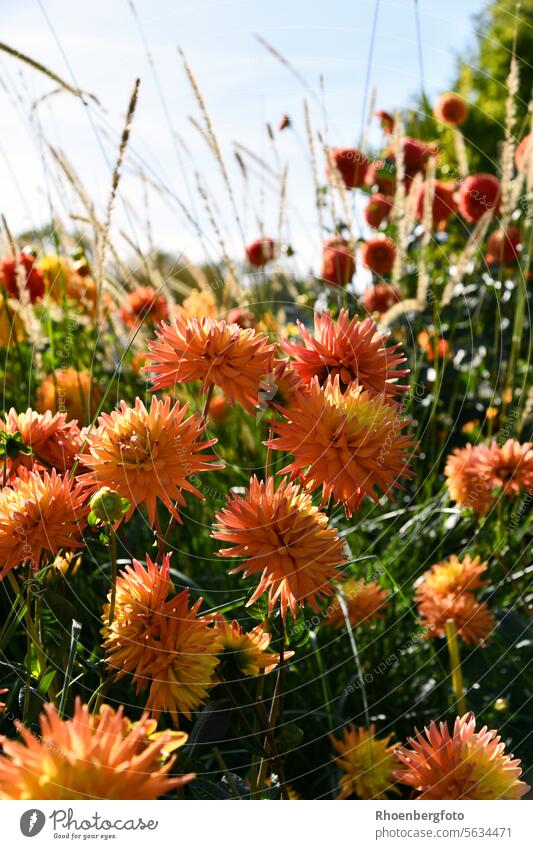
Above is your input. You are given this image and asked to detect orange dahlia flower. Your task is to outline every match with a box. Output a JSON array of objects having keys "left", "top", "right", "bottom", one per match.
[
  {"left": 144, "top": 592, "right": 221, "bottom": 723},
  {"left": 212, "top": 616, "right": 285, "bottom": 676},
  {"left": 416, "top": 590, "right": 494, "bottom": 645},
  {"left": 103, "top": 554, "right": 221, "bottom": 723},
  {"left": 444, "top": 443, "right": 496, "bottom": 515},
  {"left": 418, "top": 554, "right": 488, "bottom": 599},
  {"left": 415, "top": 552, "right": 494, "bottom": 644},
  {"left": 491, "top": 439, "right": 533, "bottom": 497},
  {"left": 78, "top": 396, "right": 220, "bottom": 525},
  {"left": 282, "top": 310, "right": 408, "bottom": 399},
  {"left": 395, "top": 713, "right": 529, "bottom": 799},
  {"left": 267, "top": 376, "right": 415, "bottom": 516},
  {"left": 213, "top": 476, "right": 346, "bottom": 620},
  {"left": 331, "top": 724, "right": 399, "bottom": 799},
  {"left": 1, "top": 408, "right": 82, "bottom": 477},
  {"left": 0, "top": 469, "right": 88, "bottom": 578},
  {"left": 147, "top": 314, "right": 276, "bottom": 412},
  {"left": 118, "top": 285, "right": 169, "bottom": 328},
  {"left": 0, "top": 698, "right": 193, "bottom": 799},
  {"left": 445, "top": 439, "right": 533, "bottom": 515},
  {"left": 35, "top": 368, "right": 102, "bottom": 425},
  {"left": 102, "top": 554, "right": 174, "bottom": 680},
  {"left": 328, "top": 578, "right": 389, "bottom": 629}
]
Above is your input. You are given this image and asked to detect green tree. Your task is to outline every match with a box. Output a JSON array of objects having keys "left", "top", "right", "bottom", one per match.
[{"left": 454, "top": 0, "right": 533, "bottom": 172}]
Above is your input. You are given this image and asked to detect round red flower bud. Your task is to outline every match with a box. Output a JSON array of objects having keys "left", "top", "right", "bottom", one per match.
[
  {"left": 485, "top": 227, "right": 521, "bottom": 265},
  {"left": 0, "top": 252, "right": 45, "bottom": 303},
  {"left": 364, "top": 159, "right": 396, "bottom": 195},
  {"left": 320, "top": 238, "right": 356, "bottom": 287},
  {"left": 434, "top": 92, "right": 468, "bottom": 126},
  {"left": 458, "top": 173, "right": 501, "bottom": 223},
  {"left": 386, "top": 137, "right": 433, "bottom": 177},
  {"left": 361, "top": 237, "right": 396, "bottom": 277},
  {"left": 416, "top": 180, "right": 458, "bottom": 230},
  {"left": 329, "top": 147, "right": 369, "bottom": 189},
  {"left": 362, "top": 283, "right": 402, "bottom": 314},
  {"left": 246, "top": 238, "right": 276, "bottom": 268},
  {"left": 364, "top": 193, "right": 394, "bottom": 229}
]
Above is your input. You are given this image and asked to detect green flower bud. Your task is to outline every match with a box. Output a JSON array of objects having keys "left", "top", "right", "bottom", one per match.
[{"left": 89, "top": 487, "right": 123, "bottom": 523}]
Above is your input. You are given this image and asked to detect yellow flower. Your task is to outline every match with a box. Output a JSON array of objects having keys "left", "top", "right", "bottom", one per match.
[
  {"left": 212, "top": 616, "right": 285, "bottom": 676},
  {"left": 331, "top": 724, "right": 399, "bottom": 799},
  {"left": 179, "top": 288, "right": 217, "bottom": 319}
]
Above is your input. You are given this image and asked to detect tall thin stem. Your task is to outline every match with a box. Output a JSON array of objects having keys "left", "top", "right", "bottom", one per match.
[
  {"left": 446, "top": 619, "right": 466, "bottom": 715},
  {"left": 107, "top": 528, "right": 118, "bottom": 627},
  {"left": 337, "top": 589, "right": 370, "bottom": 728}
]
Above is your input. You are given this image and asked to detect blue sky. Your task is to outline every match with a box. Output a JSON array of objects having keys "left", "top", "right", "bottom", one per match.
[{"left": 0, "top": 0, "right": 487, "bottom": 269}]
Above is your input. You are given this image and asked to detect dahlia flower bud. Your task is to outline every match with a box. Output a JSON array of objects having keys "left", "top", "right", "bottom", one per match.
[
  {"left": 245, "top": 238, "right": 277, "bottom": 268},
  {"left": 434, "top": 91, "right": 468, "bottom": 126},
  {"left": 329, "top": 147, "right": 369, "bottom": 189},
  {"left": 89, "top": 487, "right": 123, "bottom": 524},
  {"left": 320, "top": 238, "right": 356, "bottom": 286}
]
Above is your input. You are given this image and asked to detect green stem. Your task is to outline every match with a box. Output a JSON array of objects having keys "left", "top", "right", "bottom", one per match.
[
  {"left": 58, "top": 619, "right": 81, "bottom": 718},
  {"left": 23, "top": 574, "right": 32, "bottom": 723},
  {"left": 93, "top": 527, "right": 118, "bottom": 713},
  {"left": 201, "top": 382, "right": 215, "bottom": 421},
  {"left": 446, "top": 619, "right": 466, "bottom": 715},
  {"left": 107, "top": 528, "right": 118, "bottom": 627}
]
